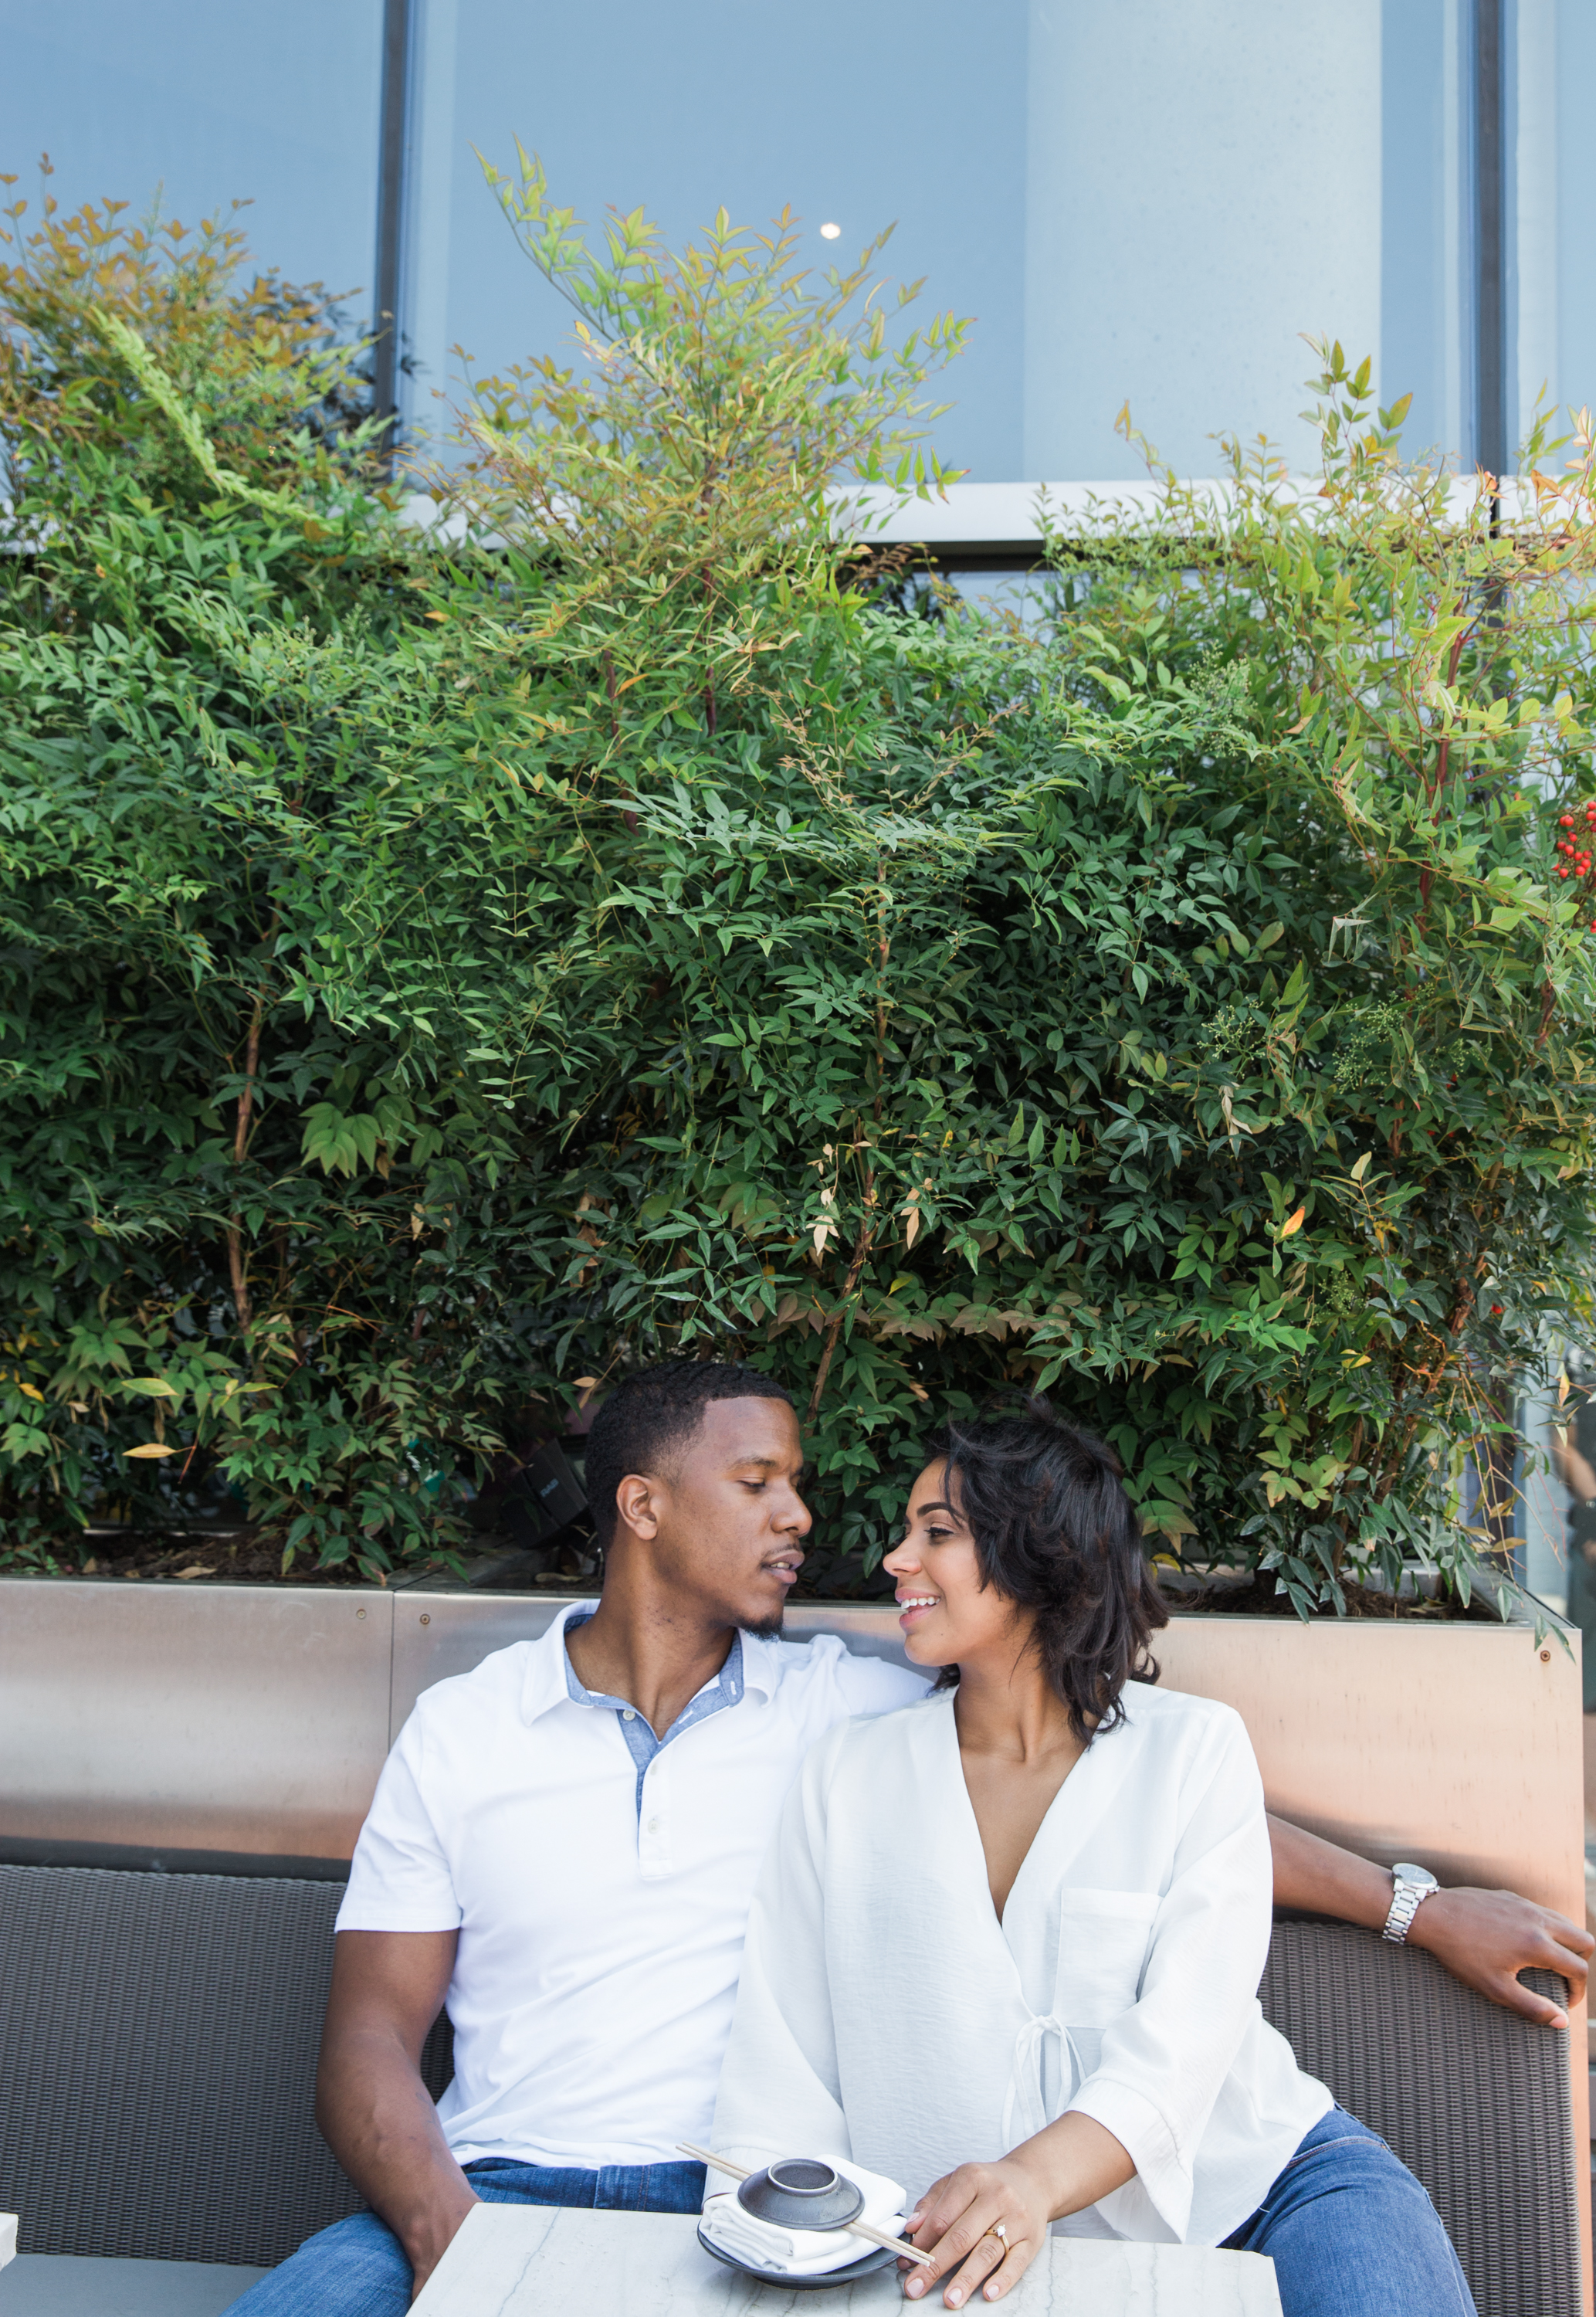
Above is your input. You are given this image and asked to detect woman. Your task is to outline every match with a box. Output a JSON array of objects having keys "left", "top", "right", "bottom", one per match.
[{"left": 707, "top": 1413, "right": 1475, "bottom": 2314}]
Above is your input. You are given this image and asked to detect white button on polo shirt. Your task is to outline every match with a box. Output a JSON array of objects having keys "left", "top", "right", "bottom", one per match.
[{"left": 336, "top": 1605, "right": 927, "bottom": 2169}]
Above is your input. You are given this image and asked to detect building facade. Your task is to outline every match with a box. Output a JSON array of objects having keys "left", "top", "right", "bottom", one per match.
[{"left": 5, "top": 0, "right": 1591, "bottom": 487}]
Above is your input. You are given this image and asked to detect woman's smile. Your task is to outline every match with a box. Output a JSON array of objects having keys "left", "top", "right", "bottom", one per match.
[{"left": 896, "top": 1591, "right": 942, "bottom": 1630}]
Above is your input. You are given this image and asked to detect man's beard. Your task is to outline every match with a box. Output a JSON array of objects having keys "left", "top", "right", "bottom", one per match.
[{"left": 740, "top": 1607, "right": 786, "bottom": 1640}]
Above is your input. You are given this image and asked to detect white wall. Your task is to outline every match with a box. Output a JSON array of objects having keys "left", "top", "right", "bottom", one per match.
[{"left": 1022, "top": 0, "right": 1384, "bottom": 479}]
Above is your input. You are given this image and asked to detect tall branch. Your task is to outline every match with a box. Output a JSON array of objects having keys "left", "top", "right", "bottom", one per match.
[{"left": 225, "top": 990, "right": 264, "bottom": 1334}]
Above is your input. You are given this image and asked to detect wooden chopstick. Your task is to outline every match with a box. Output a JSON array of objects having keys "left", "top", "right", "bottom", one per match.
[{"left": 678, "top": 2142, "right": 934, "bottom": 2268}]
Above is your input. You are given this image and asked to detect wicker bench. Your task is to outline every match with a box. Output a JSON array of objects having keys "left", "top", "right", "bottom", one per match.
[{"left": 0, "top": 1861, "right": 1580, "bottom": 2315}]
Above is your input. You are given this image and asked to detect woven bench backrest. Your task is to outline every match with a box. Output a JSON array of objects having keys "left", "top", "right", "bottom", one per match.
[
  {"left": 0, "top": 1865, "right": 1579, "bottom": 2312},
  {"left": 1260, "top": 1915, "right": 1579, "bottom": 2317}
]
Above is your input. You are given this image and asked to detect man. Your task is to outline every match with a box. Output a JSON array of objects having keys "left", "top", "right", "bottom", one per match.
[
  {"left": 234, "top": 1361, "right": 1592, "bottom": 2312},
  {"left": 1552, "top": 1379, "right": 1596, "bottom": 1712}
]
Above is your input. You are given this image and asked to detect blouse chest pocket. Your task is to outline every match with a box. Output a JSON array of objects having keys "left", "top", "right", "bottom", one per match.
[{"left": 1052, "top": 1887, "right": 1161, "bottom": 2029}]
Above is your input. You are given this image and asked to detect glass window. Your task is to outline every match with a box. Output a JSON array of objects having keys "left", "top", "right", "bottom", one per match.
[
  {"left": 0, "top": 0, "right": 384, "bottom": 311},
  {"left": 5, "top": 0, "right": 1592, "bottom": 488}
]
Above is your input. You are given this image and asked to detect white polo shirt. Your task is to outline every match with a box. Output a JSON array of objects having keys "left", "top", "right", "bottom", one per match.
[{"left": 336, "top": 1606, "right": 927, "bottom": 2168}]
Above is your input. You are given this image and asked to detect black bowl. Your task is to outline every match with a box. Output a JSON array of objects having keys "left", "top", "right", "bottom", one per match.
[{"left": 737, "top": 2158, "right": 865, "bottom": 2232}]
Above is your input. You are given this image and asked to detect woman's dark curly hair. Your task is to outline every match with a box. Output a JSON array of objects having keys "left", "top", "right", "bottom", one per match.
[{"left": 927, "top": 1412, "right": 1168, "bottom": 1742}]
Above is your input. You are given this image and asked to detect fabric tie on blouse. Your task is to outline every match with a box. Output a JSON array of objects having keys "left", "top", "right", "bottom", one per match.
[{"left": 1001, "top": 2012, "right": 1086, "bottom": 2148}]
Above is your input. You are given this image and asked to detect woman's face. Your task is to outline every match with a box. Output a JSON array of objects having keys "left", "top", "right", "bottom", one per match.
[{"left": 883, "top": 1460, "right": 1028, "bottom": 1667}]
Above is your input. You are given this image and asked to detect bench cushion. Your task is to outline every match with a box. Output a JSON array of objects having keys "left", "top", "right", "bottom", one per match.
[{"left": 0, "top": 2257, "right": 263, "bottom": 2315}]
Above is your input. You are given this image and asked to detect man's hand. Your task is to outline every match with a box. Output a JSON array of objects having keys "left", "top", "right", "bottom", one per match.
[
  {"left": 1406, "top": 1885, "right": 1593, "bottom": 2030},
  {"left": 1268, "top": 1813, "right": 1592, "bottom": 2028},
  {"left": 315, "top": 1929, "right": 478, "bottom": 2304}
]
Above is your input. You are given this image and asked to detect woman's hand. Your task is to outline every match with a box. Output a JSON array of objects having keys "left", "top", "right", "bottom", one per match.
[
  {"left": 900, "top": 2115, "right": 1133, "bottom": 2305},
  {"left": 899, "top": 2157, "right": 1052, "bottom": 2308}
]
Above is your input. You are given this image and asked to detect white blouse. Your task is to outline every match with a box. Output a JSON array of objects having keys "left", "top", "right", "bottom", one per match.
[{"left": 709, "top": 1683, "right": 1331, "bottom": 2247}]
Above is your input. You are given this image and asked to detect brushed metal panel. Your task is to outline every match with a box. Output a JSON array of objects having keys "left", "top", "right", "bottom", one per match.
[
  {"left": 390, "top": 1594, "right": 567, "bottom": 1739},
  {"left": 1157, "top": 1616, "right": 1585, "bottom": 1918},
  {"left": 387, "top": 1596, "right": 918, "bottom": 1740},
  {"left": 784, "top": 1601, "right": 915, "bottom": 1668},
  {"left": 0, "top": 1580, "right": 393, "bottom": 1861},
  {"left": 391, "top": 1593, "right": 1584, "bottom": 1905}
]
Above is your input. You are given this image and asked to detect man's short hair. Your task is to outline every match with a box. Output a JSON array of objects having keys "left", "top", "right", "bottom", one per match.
[{"left": 582, "top": 1360, "right": 795, "bottom": 1548}]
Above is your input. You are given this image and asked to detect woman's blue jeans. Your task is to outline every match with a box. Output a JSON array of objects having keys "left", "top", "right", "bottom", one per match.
[
  {"left": 1223, "top": 2107, "right": 1476, "bottom": 2315},
  {"left": 225, "top": 2115, "right": 1473, "bottom": 2316},
  {"left": 223, "top": 2159, "right": 707, "bottom": 2315}
]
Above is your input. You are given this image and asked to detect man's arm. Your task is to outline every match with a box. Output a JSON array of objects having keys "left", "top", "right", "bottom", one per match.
[
  {"left": 1552, "top": 1420, "right": 1596, "bottom": 1505},
  {"left": 1269, "top": 1814, "right": 1593, "bottom": 2029},
  {"left": 316, "top": 1929, "right": 477, "bottom": 2303}
]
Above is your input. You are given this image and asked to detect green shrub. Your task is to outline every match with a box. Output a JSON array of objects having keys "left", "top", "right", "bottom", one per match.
[{"left": 4, "top": 170, "right": 1594, "bottom": 1616}]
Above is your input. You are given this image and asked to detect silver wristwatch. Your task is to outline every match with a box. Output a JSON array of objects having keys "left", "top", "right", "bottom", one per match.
[{"left": 1381, "top": 1861, "right": 1439, "bottom": 1943}]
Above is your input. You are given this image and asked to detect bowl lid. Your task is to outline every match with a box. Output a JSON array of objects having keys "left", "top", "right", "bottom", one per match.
[{"left": 737, "top": 2158, "right": 865, "bottom": 2231}]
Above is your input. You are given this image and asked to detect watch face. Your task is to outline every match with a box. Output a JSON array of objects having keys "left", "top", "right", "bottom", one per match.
[{"left": 1392, "top": 1863, "right": 1438, "bottom": 1889}]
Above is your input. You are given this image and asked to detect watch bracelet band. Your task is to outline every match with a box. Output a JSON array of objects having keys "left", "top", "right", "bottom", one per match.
[{"left": 1381, "top": 1872, "right": 1433, "bottom": 1944}]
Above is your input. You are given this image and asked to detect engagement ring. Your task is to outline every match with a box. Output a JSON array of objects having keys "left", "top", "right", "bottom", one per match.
[{"left": 988, "top": 2224, "right": 1008, "bottom": 2245}]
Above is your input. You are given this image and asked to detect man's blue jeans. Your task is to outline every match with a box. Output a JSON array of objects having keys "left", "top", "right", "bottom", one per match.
[
  {"left": 227, "top": 2115, "right": 1473, "bottom": 2317},
  {"left": 224, "top": 2159, "right": 707, "bottom": 2315},
  {"left": 1223, "top": 2107, "right": 1476, "bottom": 2315}
]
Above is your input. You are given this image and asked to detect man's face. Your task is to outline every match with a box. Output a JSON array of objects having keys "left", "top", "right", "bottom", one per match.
[{"left": 631, "top": 1395, "right": 811, "bottom": 1635}]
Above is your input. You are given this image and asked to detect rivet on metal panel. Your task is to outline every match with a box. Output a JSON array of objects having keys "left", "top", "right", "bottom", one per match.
[
  {"left": 420, "top": 1613, "right": 431, "bottom": 1626},
  {"left": 1540, "top": 1649, "right": 1551, "bottom": 1662},
  {"left": 357, "top": 1608, "right": 367, "bottom": 1620}
]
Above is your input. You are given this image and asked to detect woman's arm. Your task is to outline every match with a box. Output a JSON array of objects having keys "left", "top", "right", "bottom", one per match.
[{"left": 1268, "top": 1814, "right": 1591, "bottom": 2030}]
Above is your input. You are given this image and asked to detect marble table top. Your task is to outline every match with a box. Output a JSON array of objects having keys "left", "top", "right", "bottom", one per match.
[{"left": 411, "top": 2207, "right": 1283, "bottom": 2316}]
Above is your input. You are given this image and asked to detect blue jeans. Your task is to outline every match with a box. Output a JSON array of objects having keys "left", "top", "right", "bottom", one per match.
[
  {"left": 224, "top": 2159, "right": 707, "bottom": 2315},
  {"left": 1224, "top": 2108, "right": 1476, "bottom": 2315}
]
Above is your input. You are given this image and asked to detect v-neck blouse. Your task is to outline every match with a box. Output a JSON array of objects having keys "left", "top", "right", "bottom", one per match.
[{"left": 709, "top": 1684, "right": 1331, "bottom": 2247}]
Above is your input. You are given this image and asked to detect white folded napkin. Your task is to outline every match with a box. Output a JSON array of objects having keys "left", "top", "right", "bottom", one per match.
[{"left": 701, "top": 2155, "right": 907, "bottom": 2278}]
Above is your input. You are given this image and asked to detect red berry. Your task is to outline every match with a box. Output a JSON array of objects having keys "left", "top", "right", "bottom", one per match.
[
  {"left": 1560, "top": 867, "right": 1571, "bottom": 877},
  {"left": 1564, "top": 815, "right": 1575, "bottom": 826},
  {"left": 1491, "top": 1304, "right": 1503, "bottom": 1315}
]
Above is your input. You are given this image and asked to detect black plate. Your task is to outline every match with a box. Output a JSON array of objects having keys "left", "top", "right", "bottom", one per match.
[{"left": 696, "top": 2222, "right": 899, "bottom": 2291}]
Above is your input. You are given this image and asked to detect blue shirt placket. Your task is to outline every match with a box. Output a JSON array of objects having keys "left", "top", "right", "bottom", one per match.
[{"left": 563, "top": 1613, "right": 746, "bottom": 1820}]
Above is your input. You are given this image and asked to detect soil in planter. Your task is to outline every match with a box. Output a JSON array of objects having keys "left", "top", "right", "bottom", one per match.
[
  {"left": 22, "top": 1528, "right": 594, "bottom": 1591},
  {"left": 32, "top": 1532, "right": 423, "bottom": 1587},
  {"left": 1172, "top": 1574, "right": 1499, "bottom": 1622}
]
